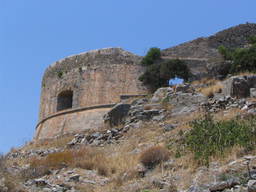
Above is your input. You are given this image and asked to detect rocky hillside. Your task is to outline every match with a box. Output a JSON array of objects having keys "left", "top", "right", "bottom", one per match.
[
  {"left": 161, "top": 23, "right": 256, "bottom": 79},
  {"left": 162, "top": 23, "right": 256, "bottom": 59},
  {"left": 2, "top": 74, "right": 256, "bottom": 191}
]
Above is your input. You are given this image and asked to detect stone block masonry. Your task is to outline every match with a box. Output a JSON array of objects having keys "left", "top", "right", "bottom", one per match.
[{"left": 35, "top": 48, "right": 148, "bottom": 139}]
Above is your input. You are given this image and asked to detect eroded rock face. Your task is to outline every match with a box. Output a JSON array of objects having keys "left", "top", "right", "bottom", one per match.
[
  {"left": 248, "top": 180, "right": 256, "bottom": 192},
  {"left": 162, "top": 23, "right": 256, "bottom": 79},
  {"left": 103, "top": 104, "right": 131, "bottom": 127},
  {"left": 223, "top": 75, "right": 256, "bottom": 98},
  {"left": 168, "top": 92, "right": 207, "bottom": 116}
]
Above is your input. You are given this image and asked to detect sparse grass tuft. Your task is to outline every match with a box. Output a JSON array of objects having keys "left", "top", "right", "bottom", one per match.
[{"left": 199, "top": 81, "right": 223, "bottom": 98}]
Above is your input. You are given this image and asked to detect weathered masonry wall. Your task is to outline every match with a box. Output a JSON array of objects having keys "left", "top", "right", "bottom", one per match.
[
  {"left": 35, "top": 106, "right": 113, "bottom": 140},
  {"left": 36, "top": 48, "right": 147, "bottom": 139}
]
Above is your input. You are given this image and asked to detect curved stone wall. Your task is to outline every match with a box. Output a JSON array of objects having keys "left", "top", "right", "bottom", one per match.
[
  {"left": 35, "top": 106, "right": 113, "bottom": 140},
  {"left": 36, "top": 48, "right": 147, "bottom": 139}
]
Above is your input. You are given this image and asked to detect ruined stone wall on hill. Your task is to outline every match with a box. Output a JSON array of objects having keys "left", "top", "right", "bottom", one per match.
[
  {"left": 208, "top": 23, "right": 256, "bottom": 49},
  {"left": 161, "top": 23, "right": 256, "bottom": 78}
]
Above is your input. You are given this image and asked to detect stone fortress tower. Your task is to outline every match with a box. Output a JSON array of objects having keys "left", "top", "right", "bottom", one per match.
[
  {"left": 35, "top": 24, "right": 256, "bottom": 140},
  {"left": 35, "top": 48, "right": 147, "bottom": 140}
]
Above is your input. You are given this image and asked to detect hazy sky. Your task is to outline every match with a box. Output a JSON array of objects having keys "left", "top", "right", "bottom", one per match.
[{"left": 0, "top": 0, "right": 255, "bottom": 153}]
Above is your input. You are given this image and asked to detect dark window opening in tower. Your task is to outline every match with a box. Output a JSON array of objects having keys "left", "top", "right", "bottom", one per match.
[{"left": 57, "top": 90, "right": 73, "bottom": 111}]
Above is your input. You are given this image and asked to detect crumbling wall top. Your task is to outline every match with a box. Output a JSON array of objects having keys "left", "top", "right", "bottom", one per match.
[{"left": 42, "top": 47, "right": 142, "bottom": 83}]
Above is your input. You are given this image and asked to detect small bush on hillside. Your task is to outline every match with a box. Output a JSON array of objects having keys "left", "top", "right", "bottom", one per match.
[
  {"left": 186, "top": 113, "right": 256, "bottom": 165},
  {"left": 160, "top": 59, "right": 190, "bottom": 81},
  {"left": 248, "top": 35, "right": 256, "bottom": 44},
  {"left": 199, "top": 82, "right": 223, "bottom": 98},
  {"left": 218, "top": 45, "right": 233, "bottom": 60},
  {"left": 30, "top": 151, "right": 73, "bottom": 170},
  {"left": 141, "top": 47, "right": 161, "bottom": 66},
  {"left": 139, "top": 64, "right": 166, "bottom": 92},
  {"left": 230, "top": 44, "right": 256, "bottom": 73},
  {"left": 57, "top": 71, "right": 63, "bottom": 78},
  {"left": 139, "top": 146, "right": 170, "bottom": 169}
]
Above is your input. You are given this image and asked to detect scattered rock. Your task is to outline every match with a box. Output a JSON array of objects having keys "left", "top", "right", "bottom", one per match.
[
  {"left": 250, "top": 88, "right": 256, "bottom": 98},
  {"left": 151, "top": 87, "right": 174, "bottom": 103},
  {"left": 223, "top": 75, "right": 256, "bottom": 98},
  {"left": 104, "top": 103, "right": 131, "bottom": 127},
  {"left": 68, "top": 174, "right": 80, "bottom": 182},
  {"left": 34, "top": 178, "right": 48, "bottom": 187},
  {"left": 163, "top": 124, "right": 176, "bottom": 132},
  {"left": 248, "top": 180, "right": 256, "bottom": 192}
]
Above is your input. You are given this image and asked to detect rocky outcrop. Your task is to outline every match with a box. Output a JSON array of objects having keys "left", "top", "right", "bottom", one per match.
[
  {"left": 223, "top": 75, "right": 256, "bottom": 98},
  {"left": 162, "top": 23, "right": 256, "bottom": 79},
  {"left": 103, "top": 104, "right": 131, "bottom": 127}
]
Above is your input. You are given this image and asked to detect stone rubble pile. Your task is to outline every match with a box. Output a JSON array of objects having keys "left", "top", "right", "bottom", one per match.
[
  {"left": 202, "top": 96, "right": 245, "bottom": 112},
  {"left": 23, "top": 168, "right": 109, "bottom": 192},
  {"left": 202, "top": 95, "right": 256, "bottom": 114},
  {"left": 67, "top": 127, "right": 124, "bottom": 147},
  {"left": 7, "top": 148, "right": 63, "bottom": 160}
]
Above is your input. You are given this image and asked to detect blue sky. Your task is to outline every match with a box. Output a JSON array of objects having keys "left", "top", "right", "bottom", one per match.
[{"left": 0, "top": 0, "right": 255, "bottom": 153}]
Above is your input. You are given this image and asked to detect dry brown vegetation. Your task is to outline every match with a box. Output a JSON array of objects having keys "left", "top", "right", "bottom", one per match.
[
  {"left": 0, "top": 155, "right": 26, "bottom": 192},
  {"left": 6, "top": 107, "right": 252, "bottom": 191},
  {"left": 140, "top": 146, "right": 170, "bottom": 168},
  {"left": 23, "top": 134, "right": 74, "bottom": 150},
  {"left": 196, "top": 80, "right": 223, "bottom": 98},
  {"left": 191, "top": 78, "right": 218, "bottom": 86}
]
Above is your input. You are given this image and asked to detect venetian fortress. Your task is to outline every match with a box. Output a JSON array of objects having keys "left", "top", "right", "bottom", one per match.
[
  {"left": 35, "top": 48, "right": 149, "bottom": 139},
  {"left": 35, "top": 23, "right": 256, "bottom": 140}
]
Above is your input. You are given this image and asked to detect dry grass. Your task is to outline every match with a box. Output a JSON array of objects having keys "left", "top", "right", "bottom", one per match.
[
  {"left": 144, "top": 105, "right": 153, "bottom": 110},
  {"left": 192, "top": 78, "right": 223, "bottom": 97},
  {"left": 0, "top": 155, "right": 26, "bottom": 192},
  {"left": 28, "top": 145, "right": 139, "bottom": 179},
  {"left": 199, "top": 81, "right": 223, "bottom": 97},
  {"left": 23, "top": 134, "right": 74, "bottom": 150},
  {"left": 140, "top": 146, "right": 170, "bottom": 169},
  {"left": 20, "top": 107, "right": 255, "bottom": 192},
  {"left": 192, "top": 78, "right": 218, "bottom": 86},
  {"left": 236, "top": 71, "right": 256, "bottom": 77},
  {"left": 215, "top": 108, "right": 243, "bottom": 121}
]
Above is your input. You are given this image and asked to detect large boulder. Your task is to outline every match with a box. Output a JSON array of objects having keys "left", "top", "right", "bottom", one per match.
[
  {"left": 168, "top": 92, "right": 207, "bottom": 116},
  {"left": 151, "top": 87, "right": 174, "bottom": 103},
  {"left": 248, "top": 180, "right": 256, "bottom": 192},
  {"left": 223, "top": 75, "right": 256, "bottom": 98},
  {"left": 104, "top": 104, "right": 131, "bottom": 127}
]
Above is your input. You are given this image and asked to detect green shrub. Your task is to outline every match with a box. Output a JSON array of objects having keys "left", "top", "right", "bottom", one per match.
[
  {"left": 141, "top": 47, "right": 161, "bottom": 66},
  {"left": 230, "top": 44, "right": 256, "bottom": 73},
  {"left": 218, "top": 45, "right": 233, "bottom": 60},
  {"left": 139, "top": 63, "right": 166, "bottom": 92},
  {"left": 186, "top": 114, "right": 256, "bottom": 165},
  {"left": 248, "top": 35, "right": 256, "bottom": 44},
  {"left": 139, "top": 59, "right": 190, "bottom": 92},
  {"left": 57, "top": 71, "right": 63, "bottom": 78},
  {"left": 160, "top": 59, "right": 190, "bottom": 81},
  {"left": 218, "top": 38, "right": 256, "bottom": 74}
]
